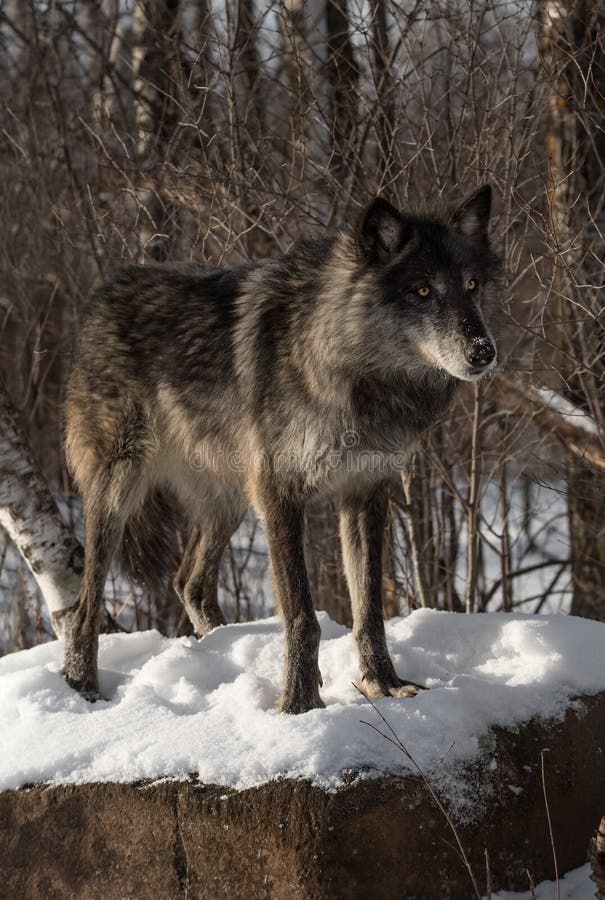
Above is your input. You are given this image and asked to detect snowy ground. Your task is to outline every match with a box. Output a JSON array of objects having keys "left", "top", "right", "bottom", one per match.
[
  {"left": 489, "top": 863, "right": 595, "bottom": 899},
  {"left": 1, "top": 609, "right": 604, "bottom": 809}
]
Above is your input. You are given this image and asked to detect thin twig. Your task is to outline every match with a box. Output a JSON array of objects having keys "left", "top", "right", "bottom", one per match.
[
  {"left": 465, "top": 382, "right": 483, "bottom": 614},
  {"left": 355, "top": 683, "right": 482, "bottom": 899},
  {"left": 541, "top": 750, "right": 560, "bottom": 900},
  {"left": 525, "top": 867, "right": 537, "bottom": 900}
]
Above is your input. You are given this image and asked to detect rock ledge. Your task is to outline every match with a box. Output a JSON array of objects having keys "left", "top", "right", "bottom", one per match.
[{"left": 2, "top": 693, "right": 605, "bottom": 899}]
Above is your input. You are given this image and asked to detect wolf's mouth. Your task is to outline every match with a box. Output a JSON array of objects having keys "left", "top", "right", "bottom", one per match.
[{"left": 464, "top": 358, "right": 497, "bottom": 379}]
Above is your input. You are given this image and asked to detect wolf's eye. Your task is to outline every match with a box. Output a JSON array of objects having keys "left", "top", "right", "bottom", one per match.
[
  {"left": 467, "top": 279, "right": 477, "bottom": 291},
  {"left": 417, "top": 286, "right": 430, "bottom": 298}
]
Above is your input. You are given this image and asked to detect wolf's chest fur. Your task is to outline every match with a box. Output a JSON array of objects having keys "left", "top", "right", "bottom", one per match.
[
  {"left": 153, "top": 363, "right": 455, "bottom": 499},
  {"left": 250, "top": 368, "right": 457, "bottom": 494}
]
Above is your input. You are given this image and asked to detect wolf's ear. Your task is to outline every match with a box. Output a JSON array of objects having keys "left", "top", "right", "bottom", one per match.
[
  {"left": 450, "top": 185, "right": 492, "bottom": 241},
  {"left": 357, "top": 197, "right": 411, "bottom": 264}
]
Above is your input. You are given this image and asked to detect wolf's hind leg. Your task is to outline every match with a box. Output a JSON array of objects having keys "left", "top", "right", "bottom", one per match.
[
  {"left": 62, "top": 452, "right": 148, "bottom": 700},
  {"left": 339, "top": 483, "right": 424, "bottom": 699},
  {"left": 174, "top": 496, "right": 245, "bottom": 637}
]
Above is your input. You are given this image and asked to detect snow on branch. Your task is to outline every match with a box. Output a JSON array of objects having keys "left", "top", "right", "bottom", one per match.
[{"left": 496, "top": 373, "right": 605, "bottom": 473}]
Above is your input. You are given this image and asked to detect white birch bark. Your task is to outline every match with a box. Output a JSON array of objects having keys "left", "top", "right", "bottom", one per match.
[{"left": 0, "top": 386, "right": 82, "bottom": 627}]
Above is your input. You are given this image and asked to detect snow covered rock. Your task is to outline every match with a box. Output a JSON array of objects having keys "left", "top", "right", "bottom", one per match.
[
  {"left": 1, "top": 610, "right": 605, "bottom": 797},
  {"left": 1, "top": 695, "right": 605, "bottom": 899},
  {"left": 1, "top": 610, "right": 605, "bottom": 898}
]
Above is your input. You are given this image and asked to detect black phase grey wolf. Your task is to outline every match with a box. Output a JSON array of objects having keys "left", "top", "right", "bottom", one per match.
[{"left": 63, "top": 185, "right": 499, "bottom": 713}]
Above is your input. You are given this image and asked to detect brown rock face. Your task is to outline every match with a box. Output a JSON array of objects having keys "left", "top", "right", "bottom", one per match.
[{"left": 2, "top": 693, "right": 605, "bottom": 899}]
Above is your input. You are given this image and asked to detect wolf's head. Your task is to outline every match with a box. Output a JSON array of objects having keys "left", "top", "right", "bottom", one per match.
[{"left": 354, "top": 185, "right": 499, "bottom": 382}]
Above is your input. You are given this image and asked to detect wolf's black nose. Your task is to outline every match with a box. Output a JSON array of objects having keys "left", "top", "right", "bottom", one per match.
[{"left": 465, "top": 340, "right": 495, "bottom": 370}]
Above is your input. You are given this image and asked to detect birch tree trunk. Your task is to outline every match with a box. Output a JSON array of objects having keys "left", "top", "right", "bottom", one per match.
[{"left": 0, "top": 385, "right": 82, "bottom": 633}]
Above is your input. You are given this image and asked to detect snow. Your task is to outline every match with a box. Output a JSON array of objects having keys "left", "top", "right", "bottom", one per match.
[
  {"left": 532, "top": 386, "right": 600, "bottom": 438},
  {"left": 489, "top": 863, "right": 595, "bottom": 899},
  {"left": 1, "top": 609, "right": 605, "bottom": 807}
]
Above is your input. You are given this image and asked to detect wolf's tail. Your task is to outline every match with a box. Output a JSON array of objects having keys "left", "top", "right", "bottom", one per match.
[{"left": 118, "top": 489, "right": 181, "bottom": 591}]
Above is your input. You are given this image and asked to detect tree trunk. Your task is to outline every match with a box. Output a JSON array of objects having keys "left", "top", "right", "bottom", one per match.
[
  {"left": 567, "top": 461, "right": 605, "bottom": 619},
  {"left": 279, "top": 0, "right": 314, "bottom": 201},
  {"left": 324, "top": 0, "right": 359, "bottom": 201},
  {"left": 590, "top": 816, "right": 605, "bottom": 900},
  {"left": 541, "top": 0, "right": 605, "bottom": 619},
  {"left": 369, "top": 0, "right": 395, "bottom": 184},
  {"left": 305, "top": 501, "right": 352, "bottom": 627},
  {"left": 131, "top": 0, "right": 182, "bottom": 261},
  {"left": 230, "top": 0, "right": 269, "bottom": 255},
  {"left": 382, "top": 504, "right": 400, "bottom": 618},
  {"left": 0, "top": 384, "right": 82, "bottom": 633}
]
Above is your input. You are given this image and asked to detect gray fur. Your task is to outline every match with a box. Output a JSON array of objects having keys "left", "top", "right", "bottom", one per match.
[{"left": 63, "top": 186, "right": 500, "bottom": 712}]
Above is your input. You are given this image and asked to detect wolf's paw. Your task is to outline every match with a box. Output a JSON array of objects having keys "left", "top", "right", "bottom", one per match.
[
  {"left": 362, "top": 675, "right": 426, "bottom": 699},
  {"left": 63, "top": 672, "right": 106, "bottom": 703},
  {"left": 78, "top": 688, "right": 108, "bottom": 703},
  {"left": 187, "top": 606, "right": 227, "bottom": 637},
  {"left": 278, "top": 682, "right": 325, "bottom": 714},
  {"left": 190, "top": 606, "right": 227, "bottom": 638},
  {"left": 279, "top": 695, "right": 326, "bottom": 715}
]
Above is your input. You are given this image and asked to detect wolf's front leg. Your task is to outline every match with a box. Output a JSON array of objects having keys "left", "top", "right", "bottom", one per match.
[
  {"left": 255, "top": 480, "right": 324, "bottom": 714},
  {"left": 339, "top": 483, "right": 423, "bottom": 699}
]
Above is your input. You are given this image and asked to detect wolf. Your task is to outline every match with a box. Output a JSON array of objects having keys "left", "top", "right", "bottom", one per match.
[{"left": 63, "top": 185, "right": 499, "bottom": 713}]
